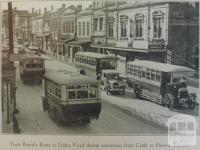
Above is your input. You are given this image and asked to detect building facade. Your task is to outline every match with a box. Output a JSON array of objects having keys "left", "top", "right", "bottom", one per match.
[
  {"left": 90, "top": 1, "right": 199, "bottom": 73},
  {"left": 29, "top": 1, "right": 199, "bottom": 71}
]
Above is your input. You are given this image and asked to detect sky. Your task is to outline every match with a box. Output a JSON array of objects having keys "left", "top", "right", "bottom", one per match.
[{"left": 1, "top": 0, "right": 93, "bottom": 13}]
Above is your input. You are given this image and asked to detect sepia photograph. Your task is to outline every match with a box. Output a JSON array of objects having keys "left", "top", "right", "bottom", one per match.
[{"left": 0, "top": 0, "right": 199, "bottom": 148}]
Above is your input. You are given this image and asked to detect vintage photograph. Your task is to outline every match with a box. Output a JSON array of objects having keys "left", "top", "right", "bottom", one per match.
[{"left": 1, "top": 0, "right": 199, "bottom": 136}]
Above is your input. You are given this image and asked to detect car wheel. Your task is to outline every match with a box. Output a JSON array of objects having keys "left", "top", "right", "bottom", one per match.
[{"left": 188, "top": 95, "right": 196, "bottom": 109}]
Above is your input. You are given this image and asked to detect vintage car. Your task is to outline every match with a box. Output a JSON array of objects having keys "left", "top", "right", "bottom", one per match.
[{"left": 101, "top": 70, "right": 126, "bottom": 95}]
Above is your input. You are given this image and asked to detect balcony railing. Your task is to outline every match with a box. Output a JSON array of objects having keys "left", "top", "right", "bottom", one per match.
[{"left": 148, "top": 39, "right": 165, "bottom": 51}]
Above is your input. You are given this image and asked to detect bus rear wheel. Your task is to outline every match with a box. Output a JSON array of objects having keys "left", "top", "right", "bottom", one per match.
[{"left": 164, "top": 94, "right": 174, "bottom": 111}]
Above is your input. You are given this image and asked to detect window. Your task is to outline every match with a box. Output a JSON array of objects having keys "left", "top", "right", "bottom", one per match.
[
  {"left": 78, "top": 22, "right": 81, "bottom": 36},
  {"left": 68, "top": 91, "right": 76, "bottom": 99},
  {"left": 46, "top": 81, "right": 61, "bottom": 99},
  {"left": 120, "top": 15, "right": 128, "bottom": 38},
  {"left": 69, "top": 22, "right": 71, "bottom": 33},
  {"left": 77, "top": 90, "right": 88, "bottom": 99},
  {"left": 87, "top": 22, "right": 90, "bottom": 36},
  {"left": 156, "top": 71, "right": 160, "bottom": 82},
  {"left": 138, "top": 67, "right": 142, "bottom": 78},
  {"left": 133, "top": 66, "right": 138, "bottom": 76},
  {"left": 108, "top": 22, "right": 114, "bottom": 37},
  {"left": 88, "top": 90, "right": 96, "bottom": 98},
  {"left": 94, "top": 18, "right": 98, "bottom": 31},
  {"left": 153, "top": 11, "right": 163, "bottom": 38},
  {"left": 142, "top": 69, "right": 146, "bottom": 78},
  {"left": 135, "top": 14, "right": 144, "bottom": 37},
  {"left": 99, "top": 17, "right": 103, "bottom": 31},
  {"left": 63, "top": 21, "right": 65, "bottom": 33},
  {"left": 83, "top": 22, "right": 85, "bottom": 36},
  {"left": 151, "top": 70, "right": 156, "bottom": 81},
  {"left": 120, "top": 21, "right": 127, "bottom": 37},
  {"left": 146, "top": 69, "right": 150, "bottom": 80},
  {"left": 72, "top": 21, "right": 74, "bottom": 33}
]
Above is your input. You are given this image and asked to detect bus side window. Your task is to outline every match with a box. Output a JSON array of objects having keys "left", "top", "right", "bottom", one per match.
[
  {"left": 138, "top": 67, "right": 142, "bottom": 78},
  {"left": 156, "top": 71, "right": 160, "bottom": 82},
  {"left": 142, "top": 69, "right": 146, "bottom": 78},
  {"left": 89, "top": 90, "right": 96, "bottom": 98},
  {"left": 166, "top": 73, "right": 171, "bottom": 84},
  {"left": 151, "top": 70, "right": 156, "bottom": 81},
  {"left": 77, "top": 90, "right": 88, "bottom": 99},
  {"left": 68, "top": 91, "right": 76, "bottom": 99},
  {"left": 146, "top": 69, "right": 150, "bottom": 80},
  {"left": 133, "top": 66, "right": 138, "bottom": 76}
]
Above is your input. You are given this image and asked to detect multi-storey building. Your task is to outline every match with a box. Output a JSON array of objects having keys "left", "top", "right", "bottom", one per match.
[
  {"left": 2, "top": 7, "right": 31, "bottom": 42},
  {"left": 29, "top": 1, "right": 199, "bottom": 70},
  {"left": 91, "top": 1, "right": 199, "bottom": 72},
  {"left": 64, "top": 5, "right": 92, "bottom": 60}
]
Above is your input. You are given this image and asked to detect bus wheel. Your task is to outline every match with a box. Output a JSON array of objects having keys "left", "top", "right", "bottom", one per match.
[{"left": 164, "top": 94, "right": 174, "bottom": 111}]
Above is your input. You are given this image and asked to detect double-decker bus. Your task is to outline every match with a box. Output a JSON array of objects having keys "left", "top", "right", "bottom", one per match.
[
  {"left": 42, "top": 70, "right": 101, "bottom": 125},
  {"left": 127, "top": 60, "right": 197, "bottom": 110},
  {"left": 74, "top": 52, "right": 118, "bottom": 78},
  {"left": 19, "top": 55, "right": 45, "bottom": 83}
]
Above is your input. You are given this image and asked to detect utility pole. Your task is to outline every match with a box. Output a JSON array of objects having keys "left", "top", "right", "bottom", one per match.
[{"left": 8, "top": 1, "right": 18, "bottom": 133}]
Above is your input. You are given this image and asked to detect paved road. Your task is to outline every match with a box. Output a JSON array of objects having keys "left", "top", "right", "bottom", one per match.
[{"left": 14, "top": 58, "right": 167, "bottom": 135}]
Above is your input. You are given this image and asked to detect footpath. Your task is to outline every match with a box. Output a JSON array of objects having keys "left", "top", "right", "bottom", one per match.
[{"left": 43, "top": 53, "right": 200, "bottom": 130}]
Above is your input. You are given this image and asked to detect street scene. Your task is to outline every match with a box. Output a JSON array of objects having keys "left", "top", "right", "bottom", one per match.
[{"left": 1, "top": 0, "right": 199, "bottom": 135}]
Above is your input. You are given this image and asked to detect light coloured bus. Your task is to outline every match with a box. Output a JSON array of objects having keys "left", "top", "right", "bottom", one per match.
[
  {"left": 127, "top": 60, "right": 197, "bottom": 110},
  {"left": 74, "top": 52, "right": 118, "bottom": 77},
  {"left": 42, "top": 70, "right": 101, "bottom": 125}
]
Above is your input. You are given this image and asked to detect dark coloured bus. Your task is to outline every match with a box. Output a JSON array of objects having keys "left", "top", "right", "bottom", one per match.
[{"left": 19, "top": 55, "right": 45, "bottom": 83}]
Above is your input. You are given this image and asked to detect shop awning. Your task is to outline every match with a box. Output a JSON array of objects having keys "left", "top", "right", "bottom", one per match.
[
  {"left": 67, "top": 40, "right": 90, "bottom": 46},
  {"left": 91, "top": 44, "right": 149, "bottom": 53}
]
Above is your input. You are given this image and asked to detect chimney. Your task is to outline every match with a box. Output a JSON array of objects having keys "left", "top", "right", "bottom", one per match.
[
  {"left": 51, "top": 5, "right": 54, "bottom": 11},
  {"left": 32, "top": 8, "right": 34, "bottom": 14},
  {"left": 62, "top": 3, "right": 66, "bottom": 8},
  {"left": 77, "top": 5, "right": 82, "bottom": 11}
]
